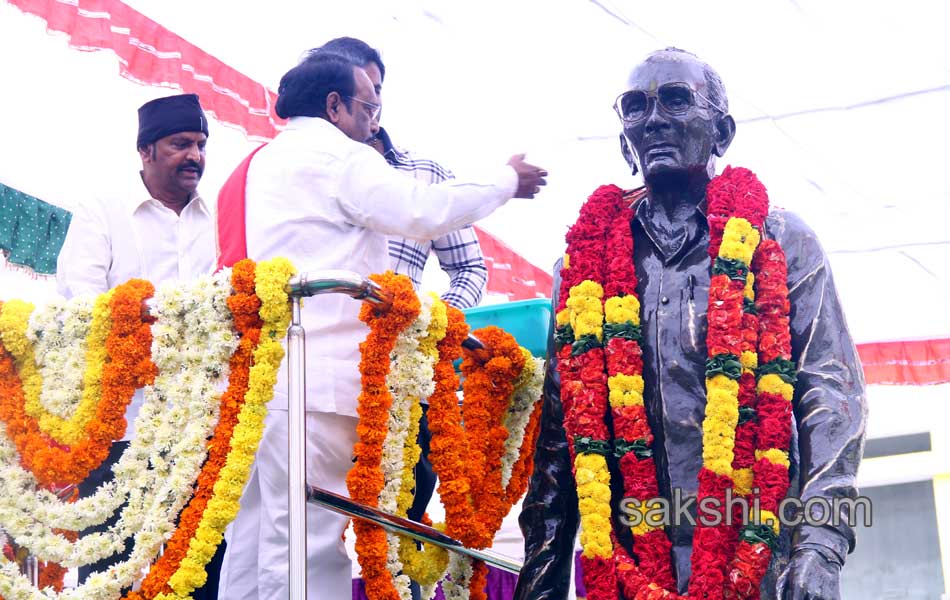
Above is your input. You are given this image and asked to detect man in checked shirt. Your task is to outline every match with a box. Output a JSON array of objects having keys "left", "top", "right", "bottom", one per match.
[{"left": 309, "top": 37, "right": 487, "bottom": 598}]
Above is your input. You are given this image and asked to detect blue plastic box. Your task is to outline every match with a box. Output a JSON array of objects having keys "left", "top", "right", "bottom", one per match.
[{"left": 462, "top": 298, "right": 552, "bottom": 358}]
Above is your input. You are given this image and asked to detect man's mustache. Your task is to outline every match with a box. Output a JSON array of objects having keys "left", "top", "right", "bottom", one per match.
[{"left": 177, "top": 161, "right": 203, "bottom": 176}]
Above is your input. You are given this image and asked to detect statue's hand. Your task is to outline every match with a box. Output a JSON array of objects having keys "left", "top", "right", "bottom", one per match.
[{"left": 777, "top": 548, "right": 841, "bottom": 600}]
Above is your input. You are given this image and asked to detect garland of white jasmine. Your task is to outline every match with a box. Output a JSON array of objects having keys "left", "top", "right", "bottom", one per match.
[{"left": 0, "top": 270, "right": 236, "bottom": 596}]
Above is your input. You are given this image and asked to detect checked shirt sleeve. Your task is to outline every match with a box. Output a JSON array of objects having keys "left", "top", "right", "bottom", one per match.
[
  {"left": 431, "top": 225, "right": 487, "bottom": 308},
  {"left": 386, "top": 148, "right": 489, "bottom": 307}
]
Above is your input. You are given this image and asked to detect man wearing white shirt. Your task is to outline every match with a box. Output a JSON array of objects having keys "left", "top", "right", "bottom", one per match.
[
  {"left": 216, "top": 54, "right": 547, "bottom": 599},
  {"left": 56, "top": 93, "right": 218, "bottom": 594}
]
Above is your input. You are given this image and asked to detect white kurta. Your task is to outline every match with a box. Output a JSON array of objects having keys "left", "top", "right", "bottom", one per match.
[
  {"left": 219, "top": 116, "right": 517, "bottom": 599},
  {"left": 55, "top": 175, "right": 214, "bottom": 440}
]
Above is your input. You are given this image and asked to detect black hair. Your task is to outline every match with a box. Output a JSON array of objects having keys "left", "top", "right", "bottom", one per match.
[
  {"left": 304, "top": 36, "right": 385, "bottom": 82},
  {"left": 275, "top": 53, "right": 357, "bottom": 119},
  {"left": 647, "top": 47, "right": 729, "bottom": 113}
]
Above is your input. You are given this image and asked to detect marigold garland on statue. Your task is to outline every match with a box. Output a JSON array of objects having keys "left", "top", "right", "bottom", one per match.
[{"left": 556, "top": 166, "right": 795, "bottom": 599}]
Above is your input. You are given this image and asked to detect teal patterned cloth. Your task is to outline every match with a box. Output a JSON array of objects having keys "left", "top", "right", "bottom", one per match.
[{"left": 0, "top": 183, "right": 72, "bottom": 275}]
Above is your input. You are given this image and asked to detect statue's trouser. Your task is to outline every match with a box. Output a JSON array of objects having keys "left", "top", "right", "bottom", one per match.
[{"left": 218, "top": 406, "right": 359, "bottom": 599}]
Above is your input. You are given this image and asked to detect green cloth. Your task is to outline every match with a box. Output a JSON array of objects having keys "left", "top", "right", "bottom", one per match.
[{"left": 0, "top": 183, "right": 72, "bottom": 275}]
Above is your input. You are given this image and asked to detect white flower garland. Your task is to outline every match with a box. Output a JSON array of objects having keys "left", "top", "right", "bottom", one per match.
[
  {"left": 380, "top": 293, "right": 435, "bottom": 513},
  {"left": 441, "top": 553, "right": 475, "bottom": 600},
  {"left": 0, "top": 270, "right": 237, "bottom": 598},
  {"left": 379, "top": 293, "right": 435, "bottom": 600},
  {"left": 25, "top": 297, "right": 93, "bottom": 420},
  {"left": 500, "top": 354, "right": 544, "bottom": 489}
]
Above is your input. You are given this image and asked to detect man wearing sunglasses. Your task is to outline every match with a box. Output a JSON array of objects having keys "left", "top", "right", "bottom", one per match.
[{"left": 515, "top": 48, "right": 865, "bottom": 600}]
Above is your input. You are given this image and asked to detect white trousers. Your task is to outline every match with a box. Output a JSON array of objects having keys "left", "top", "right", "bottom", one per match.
[{"left": 218, "top": 408, "right": 359, "bottom": 600}]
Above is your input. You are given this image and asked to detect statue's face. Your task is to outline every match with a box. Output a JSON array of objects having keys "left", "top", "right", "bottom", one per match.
[{"left": 619, "top": 55, "right": 725, "bottom": 185}]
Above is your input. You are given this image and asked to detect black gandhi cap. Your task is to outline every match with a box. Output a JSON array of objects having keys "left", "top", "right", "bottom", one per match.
[{"left": 136, "top": 93, "right": 209, "bottom": 148}]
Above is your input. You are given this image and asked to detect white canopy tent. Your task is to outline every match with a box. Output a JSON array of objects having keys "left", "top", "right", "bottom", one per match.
[{"left": 2, "top": 0, "right": 948, "bottom": 341}]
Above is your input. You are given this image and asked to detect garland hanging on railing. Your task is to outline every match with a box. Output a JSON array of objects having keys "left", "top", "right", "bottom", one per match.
[
  {"left": 0, "top": 258, "right": 294, "bottom": 600},
  {"left": 0, "top": 261, "right": 537, "bottom": 599},
  {"left": 350, "top": 272, "right": 545, "bottom": 600}
]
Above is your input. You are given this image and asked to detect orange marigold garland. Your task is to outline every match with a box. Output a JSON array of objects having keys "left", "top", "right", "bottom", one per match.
[
  {"left": 426, "top": 304, "right": 474, "bottom": 542},
  {"left": 347, "top": 271, "right": 421, "bottom": 600},
  {"left": 0, "top": 279, "right": 156, "bottom": 488},
  {"left": 458, "top": 326, "right": 525, "bottom": 547},
  {"left": 351, "top": 279, "right": 543, "bottom": 600}
]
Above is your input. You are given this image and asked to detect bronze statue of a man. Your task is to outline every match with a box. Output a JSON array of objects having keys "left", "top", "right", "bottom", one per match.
[{"left": 514, "top": 48, "right": 867, "bottom": 600}]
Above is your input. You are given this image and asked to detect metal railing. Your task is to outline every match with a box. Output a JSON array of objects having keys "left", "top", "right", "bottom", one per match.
[{"left": 286, "top": 271, "right": 519, "bottom": 600}]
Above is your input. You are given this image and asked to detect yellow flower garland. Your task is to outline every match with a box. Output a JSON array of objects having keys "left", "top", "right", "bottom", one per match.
[
  {"left": 757, "top": 374, "right": 794, "bottom": 401},
  {"left": 702, "top": 375, "right": 740, "bottom": 476},
  {"left": 607, "top": 374, "right": 645, "bottom": 408},
  {"left": 565, "top": 278, "right": 615, "bottom": 562},
  {"left": 0, "top": 301, "right": 43, "bottom": 426},
  {"left": 72, "top": 292, "right": 114, "bottom": 444},
  {"left": 629, "top": 499, "right": 665, "bottom": 536},
  {"left": 161, "top": 258, "right": 295, "bottom": 599},
  {"left": 575, "top": 452, "right": 613, "bottom": 559},
  {"left": 733, "top": 468, "right": 754, "bottom": 497},
  {"left": 0, "top": 294, "right": 114, "bottom": 447},
  {"left": 566, "top": 281, "right": 604, "bottom": 341},
  {"left": 719, "top": 218, "right": 760, "bottom": 265},
  {"left": 699, "top": 216, "right": 763, "bottom": 482},
  {"left": 604, "top": 295, "right": 640, "bottom": 326}
]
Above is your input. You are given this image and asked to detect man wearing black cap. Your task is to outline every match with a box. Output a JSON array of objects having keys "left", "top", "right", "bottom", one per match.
[
  {"left": 58, "top": 92, "right": 213, "bottom": 295},
  {"left": 56, "top": 93, "right": 218, "bottom": 592}
]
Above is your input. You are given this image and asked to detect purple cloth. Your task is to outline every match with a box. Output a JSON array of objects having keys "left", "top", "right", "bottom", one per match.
[
  {"left": 575, "top": 550, "right": 586, "bottom": 597},
  {"left": 352, "top": 564, "right": 519, "bottom": 599}
]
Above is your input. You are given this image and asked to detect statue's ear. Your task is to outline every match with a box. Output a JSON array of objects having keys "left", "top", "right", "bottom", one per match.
[
  {"left": 619, "top": 133, "right": 638, "bottom": 176},
  {"left": 713, "top": 113, "right": 736, "bottom": 157}
]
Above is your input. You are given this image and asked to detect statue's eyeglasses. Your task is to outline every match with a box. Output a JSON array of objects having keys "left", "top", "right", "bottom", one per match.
[
  {"left": 346, "top": 96, "right": 381, "bottom": 120},
  {"left": 613, "top": 82, "right": 724, "bottom": 125}
]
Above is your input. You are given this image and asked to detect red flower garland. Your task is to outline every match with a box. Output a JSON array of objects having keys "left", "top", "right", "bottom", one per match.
[
  {"left": 725, "top": 240, "right": 794, "bottom": 598},
  {"left": 559, "top": 167, "right": 794, "bottom": 599}
]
